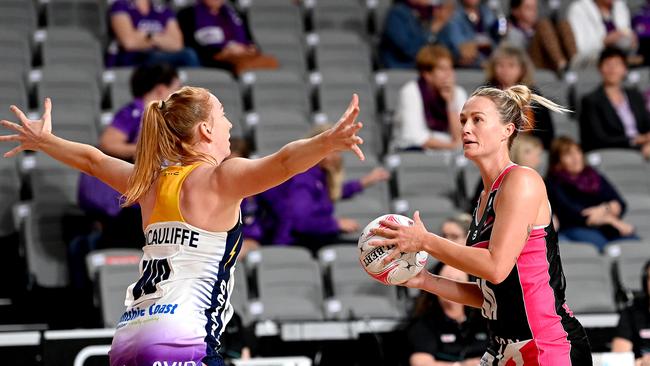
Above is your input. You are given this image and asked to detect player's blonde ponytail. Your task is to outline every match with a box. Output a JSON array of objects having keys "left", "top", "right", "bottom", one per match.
[{"left": 122, "top": 86, "right": 217, "bottom": 206}]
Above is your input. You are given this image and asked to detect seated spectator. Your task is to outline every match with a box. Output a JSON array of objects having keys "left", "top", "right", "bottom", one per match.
[
  {"left": 71, "top": 64, "right": 180, "bottom": 289},
  {"left": 484, "top": 44, "right": 555, "bottom": 149},
  {"left": 407, "top": 262, "right": 487, "bottom": 366},
  {"left": 505, "top": 0, "right": 575, "bottom": 73},
  {"left": 257, "top": 126, "right": 390, "bottom": 253},
  {"left": 568, "top": 0, "right": 636, "bottom": 67},
  {"left": 612, "top": 260, "right": 650, "bottom": 365},
  {"left": 546, "top": 136, "right": 637, "bottom": 251},
  {"left": 108, "top": 0, "right": 200, "bottom": 67},
  {"left": 438, "top": 0, "right": 497, "bottom": 68},
  {"left": 379, "top": 0, "right": 454, "bottom": 69},
  {"left": 579, "top": 47, "right": 650, "bottom": 157},
  {"left": 633, "top": 0, "right": 650, "bottom": 66},
  {"left": 177, "top": 0, "right": 278, "bottom": 75},
  {"left": 394, "top": 45, "right": 465, "bottom": 151}
]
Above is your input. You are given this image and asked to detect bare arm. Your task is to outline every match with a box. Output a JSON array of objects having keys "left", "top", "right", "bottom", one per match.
[
  {"left": 151, "top": 19, "right": 184, "bottom": 52},
  {"left": 374, "top": 168, "right": 545, "bottom": 284},
  {"left": 0, "top": 99, "right": 133, "bottom": 194},
  {"left": 404, "top": 270, "right": 483, "bottom": 308},
  {"left": 111, "top": 13, "right": 154, "bottom": 51},
  {"left": 99, "top": 126, "right": 136, "bottom": 160},
  {"left": 217, "top": 95, "right": 364, "bottom": 200}
]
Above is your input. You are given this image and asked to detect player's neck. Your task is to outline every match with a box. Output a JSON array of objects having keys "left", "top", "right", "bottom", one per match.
[{"left": 476, "top": 153, "right": 513, "bottom": 192}]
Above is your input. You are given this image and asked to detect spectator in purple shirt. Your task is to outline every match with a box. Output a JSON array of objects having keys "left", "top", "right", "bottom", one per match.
[
  {"left": 108, "top": 0, "right": 200, "bottom": 67},
  {"left": 178, "top": 0, "right": 278, "bottom": 75},
  {"left": 257, "top": 126, "right": 390, "bottom": 254}
]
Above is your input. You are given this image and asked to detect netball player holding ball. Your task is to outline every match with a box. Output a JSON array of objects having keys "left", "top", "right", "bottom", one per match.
[
  {"left": 0, "top": 91, "right": 364, "bottom": 366},
  {"left": 371, "top": 85, "right": 592, "bottom": 365}
]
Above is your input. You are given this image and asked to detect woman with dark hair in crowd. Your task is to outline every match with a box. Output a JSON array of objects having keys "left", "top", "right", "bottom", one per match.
[
  {"left": 546, "top": 136, "right": 637, "bottom": 250},
  {"left": 408, "top": 262, "right": 487, "bottom": 366},
  {"left": 580, "top": 47, "right": 650, "bottom": 157}
]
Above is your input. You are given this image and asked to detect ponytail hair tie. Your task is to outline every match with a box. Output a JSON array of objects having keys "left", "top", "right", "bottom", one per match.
[{"left": 158, "top": 100, "right": 165, "bottom": 110}]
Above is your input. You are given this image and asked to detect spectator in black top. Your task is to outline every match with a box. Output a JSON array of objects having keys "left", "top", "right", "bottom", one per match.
[
  {"left": 484, "top": 44, "right": 554, "bottom": 149},
  {"left": 580, "top": 47, "right": 650, "bottom": 158},
  {"left": 612, "top": 260, "right": 650, "bottom": 365},
  {"left": 546, "top": 136, "right": 637, "bottom": 251},
  {"left": 407, "top": 261, "right": 487, "bottom": 366}
]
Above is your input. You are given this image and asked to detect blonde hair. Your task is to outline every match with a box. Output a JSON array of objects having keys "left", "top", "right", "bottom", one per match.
[
  {"left": 510, "top": 134, "right": 542, "bottom": 164},
  {"left": 308, "top": 124, "right": 344, "bottom": 201},
  {"left": 471, "top": 85, "right": 569, "bottom": 147},
  {"left": 485, "top": 44, "right": 535, "bottom": 87},
  {"left": 123, "top": 86, "right": 217, "bottom": 206}
]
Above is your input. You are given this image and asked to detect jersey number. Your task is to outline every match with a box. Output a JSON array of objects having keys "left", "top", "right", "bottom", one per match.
[
  {"left": 132, "top": 259, "right": 172, "bottom": 301},
  {"left": 478, "top": 278, "right": 498, "bottom": 320}
]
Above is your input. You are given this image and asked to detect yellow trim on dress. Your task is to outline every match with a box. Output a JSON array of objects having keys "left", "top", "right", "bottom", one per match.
[{"left": 149, "top": 164, "right": 202, "bottom": 224}]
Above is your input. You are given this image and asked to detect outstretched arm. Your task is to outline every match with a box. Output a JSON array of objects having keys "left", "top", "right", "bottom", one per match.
[
  {"left": 373, "top": 168, "right": 544, "bottom": 284},
  {"left": 217, "top": 94, "right": 365, "bottom": 200},
  {"left": 0, "top": 99, "right": 133, "bottom": 194}
]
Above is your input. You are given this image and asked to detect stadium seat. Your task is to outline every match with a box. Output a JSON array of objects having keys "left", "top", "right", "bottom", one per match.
[
  {"left": 27, "top": 153, "right": 81, "bottom": 205},
  {"left": 86, "top": 249, "right": 141, "bottom": 282},
  {"left": 98, "top": 264, "right": 140, "bottom": 327},
  {"left": 249, "top": 70, "right": 311, "bottom": 115},
  {"left": 0, "top": 1, "right": 37, "bottom": 40},
  {"left": 537, "top": 72, "right": 570, "bottom": 107},
  {"left": 627, "top": 66, "right": 650, "bottom": 92},
  {"left": 254, "top": 31, "right": 307, "bottom": 73},
  {"left": 318, "top": 244, "right": 404, "bottom": 320},
  {"left": 552, "top": 111, "right": 580, "bottom": 142},
  {"left": 248, "top": 247, "right": 326, "bottom": 321},
  {"left": 314, "top": 30, "right": 373, "bottom": 76},
  {"left": 377, "top": 69, "right": 417, "bottom": 115},
  {"left": 0, "top": 158, "right": 20, "bottom": 237},
  {"left": 587, "top": 149, "right": 650, "bottom": 195},
  {"left": 42, "top": 28, "right": 103, "bottom": 80},
  {"left": 312, "top": 0, "right": 367, "bottom": 35},
  {"left": 394, "top": 151, "right": 456, "bottom": 199},
  {"left": 47, "top": 0, "right": 107, "bottom": 43},
  {"left": 0, "top": 30, "right": 31, "bottom": 75},
  {"left": 622, "top": 193, "right": 650, "bottom": 239},
  {"left": 560, "top": 242, "right": 617, "bottom": 313},
  {"left": 604, "top": 240, "right": 650, "bottom": 296},
  {"left": 248, "top": 4, "right": 304, "bottom": 35},
  {"left": 0, "top": 72, "right": 29, "bottom": 124},
  {"left": 253, "top": 117, "right": 311, "bottom": 153},
  {"left": 231, "top": 263, "right": 253, "bottom": 326},
  {"left": 572, "top": 68, "right": 602, "bottom": 115},
  {"left": 23, "top": 202, "right": 71, "bottom": 287},
  {"left": 335, "top": 195, "right": 388, "bottom": 239},
  {"left": 107, "top": 67, "right": 135, "bottom": 111},
  {"left": 38, "top": 66, "right": 102, "bottom": 114},
  {"left": 181, "top": 68, "right": 244, "bottom": 131}
]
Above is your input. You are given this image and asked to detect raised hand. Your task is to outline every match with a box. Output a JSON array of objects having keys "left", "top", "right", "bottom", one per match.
[
  {"left": 0, "top": 98, "right": 53, "bottom": 157},
  {"left": 323, "top": 94, "right": 365, "bottom": 161},
  {"left": 369, "top": 211, "right": 430, "bottom": 264}
]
